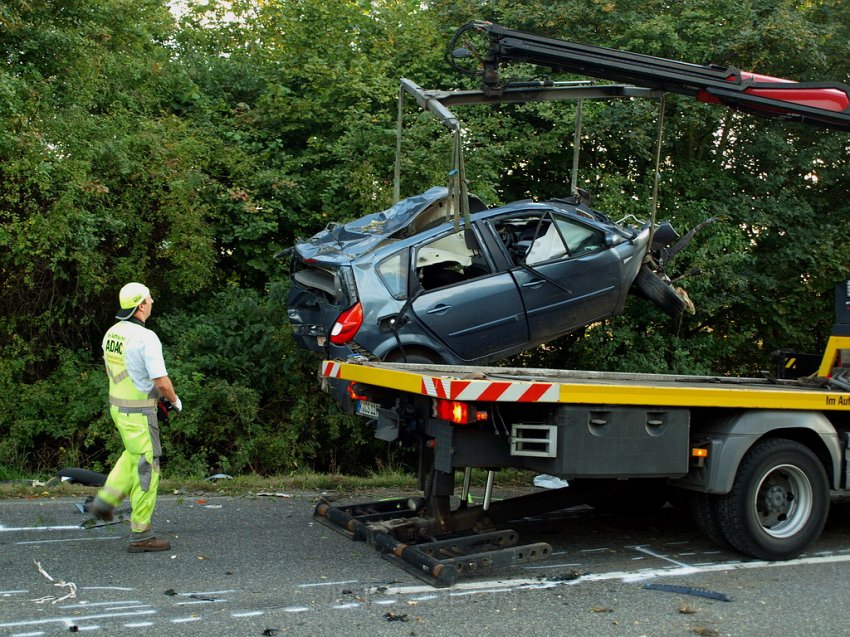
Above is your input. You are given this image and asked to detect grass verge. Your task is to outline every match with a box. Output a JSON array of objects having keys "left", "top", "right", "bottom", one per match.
[{"left": 0, "top": 468, "right": 537, "bottom": 499}]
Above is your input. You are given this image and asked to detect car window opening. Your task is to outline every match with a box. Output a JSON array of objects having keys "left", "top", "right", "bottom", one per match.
[
  {"left": 415, "top": 228, "right": 492, "bottom": 292},
  {"left": 496, "top": 213, "right": 606, "bottom": 267}
]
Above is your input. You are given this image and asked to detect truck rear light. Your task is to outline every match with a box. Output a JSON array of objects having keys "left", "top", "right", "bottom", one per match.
[
  {"left": 347, "top": 382, "right": 368, "bottom": 401},
  {"left": 330, "top": 303, "right": 363, "bottom": 344},
  {"left": 434, "top": 399, "right": 488, "bottom": 425}
]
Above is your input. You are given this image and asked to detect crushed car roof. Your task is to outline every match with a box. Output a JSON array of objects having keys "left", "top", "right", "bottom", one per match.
[{"left": 293, "top": 187, "right": 488, "bottom": 264}]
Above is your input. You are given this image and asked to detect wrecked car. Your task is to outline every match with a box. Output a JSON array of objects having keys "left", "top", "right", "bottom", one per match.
[{"left": 285, "top": 186, "right": 691, "bottom": 367}]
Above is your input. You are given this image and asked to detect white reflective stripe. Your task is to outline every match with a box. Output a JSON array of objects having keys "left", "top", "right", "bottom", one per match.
[
  {"left": 105, "top": 366, "right": 129, "bottom": 384},
  {"left": 110, "top": 397, "right": 158, "bottom": 408}
]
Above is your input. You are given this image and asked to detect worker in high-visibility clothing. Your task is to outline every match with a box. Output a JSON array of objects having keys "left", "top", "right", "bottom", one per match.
[{"left": 89, "top": 282, "right": 182, "bottom": 552}]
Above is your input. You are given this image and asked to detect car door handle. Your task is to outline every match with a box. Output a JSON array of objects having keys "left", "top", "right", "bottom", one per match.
[
  {"left": 427, "top": 304, "right": 452, "bottom": 315},
  {"left": 522, "top": 279, "right": 545, "bottom": 289}
]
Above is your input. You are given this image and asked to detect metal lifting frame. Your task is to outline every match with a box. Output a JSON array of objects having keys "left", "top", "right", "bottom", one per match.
[{"left": 393, "top": 79, "right": 667, "bottom": 229}]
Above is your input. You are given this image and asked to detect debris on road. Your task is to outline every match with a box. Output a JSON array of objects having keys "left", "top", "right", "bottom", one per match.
[
  {"left": 32, "top": 560, "right": 77, "bottom": 604},
  {"left": 205, "top": 473, "right": 233, "bottom": 481},
  {"left": 384, "top": 611, "right": 410, "bottom": 622},
  {"left": 643, "top": 582, "right": 732, "bottom": 602},
  {"left": 256, "top": 492, "right": 292, "bottom": 498},
  {"left": 533, "top": 474, "right": 569, "bottom": 489}
]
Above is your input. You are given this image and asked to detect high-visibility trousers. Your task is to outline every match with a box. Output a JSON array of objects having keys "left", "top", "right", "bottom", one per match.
[{"left": 96, "top": 406, "right": 162, "bottom": 537}]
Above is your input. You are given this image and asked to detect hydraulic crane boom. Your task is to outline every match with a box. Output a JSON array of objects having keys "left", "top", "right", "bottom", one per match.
[{"left": 450, "top": 21, "right": 850, "bottom": 131}]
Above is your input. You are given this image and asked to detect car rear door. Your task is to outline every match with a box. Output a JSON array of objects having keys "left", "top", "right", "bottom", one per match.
[{"left": 409, "top": 227, "right": 530, "bottom": 362}]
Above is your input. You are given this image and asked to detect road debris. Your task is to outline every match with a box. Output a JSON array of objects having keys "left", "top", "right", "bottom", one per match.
[
  {"left": 31, "top": 560, "right": 77, "bottom": 604},
  {"left": 384, "top": 611, "right": 410, "bottom": 622},
  {"left": 643, "top": 583, "right": 732, "bottom": 602},
  {"left": 205, "top": 473, "right": 233, "bottom": 481},
  {"left": 256, "top": 492, "right": 292, "bottom": 498},
  {"left": 533, "top": 474, "right": 569, "bottom": 489}
]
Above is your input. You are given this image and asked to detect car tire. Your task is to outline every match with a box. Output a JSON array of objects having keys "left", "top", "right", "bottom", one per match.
[
  {"left": 634, "top": 265, "right": 689, "bottom": 316},
  {"left": 714, "top": 439, "right": 829, "bottom": 560}
]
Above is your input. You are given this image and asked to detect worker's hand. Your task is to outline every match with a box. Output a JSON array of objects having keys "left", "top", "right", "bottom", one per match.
[{"left": 172, "top": 395, "right": 183, "bottom": 413}]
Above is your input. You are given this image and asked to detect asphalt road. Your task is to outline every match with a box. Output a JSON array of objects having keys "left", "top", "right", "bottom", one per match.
[{"left": 2, "top": 487, "right": 850, "bottom": 636}]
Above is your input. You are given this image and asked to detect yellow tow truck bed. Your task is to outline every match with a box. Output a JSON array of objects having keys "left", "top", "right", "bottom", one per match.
[{"left": 321, "top": 357, "right": 850, "bottom": 412}]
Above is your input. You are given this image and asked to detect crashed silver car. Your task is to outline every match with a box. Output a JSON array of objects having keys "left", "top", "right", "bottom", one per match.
[{"left": 286, "top": 186, "right": 691, "bottom": 366}]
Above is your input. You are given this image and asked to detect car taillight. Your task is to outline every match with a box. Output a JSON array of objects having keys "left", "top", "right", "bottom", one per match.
[
  {"left": 330, "top": 302, "right": 363, "bottom": 345},
  {"left": 434, "top": 399, "right": 488, "bottom": 425}
]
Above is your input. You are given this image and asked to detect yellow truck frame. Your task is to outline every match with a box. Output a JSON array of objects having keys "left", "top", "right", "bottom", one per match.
[{"left": 313, "top": 284, "right": 850, "bottom": 586}]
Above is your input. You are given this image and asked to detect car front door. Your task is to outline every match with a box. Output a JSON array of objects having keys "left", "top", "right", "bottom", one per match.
[
  {"left": 501, "top": 211, "right": 622, "bottom": 343},
  {"left": 409, "top": 227, "right": 530, "bottom": 362}
]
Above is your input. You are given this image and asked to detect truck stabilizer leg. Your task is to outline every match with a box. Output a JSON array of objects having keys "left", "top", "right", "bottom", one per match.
[{"left": 313, "top": 484, "right": 609, "bottom": 586}]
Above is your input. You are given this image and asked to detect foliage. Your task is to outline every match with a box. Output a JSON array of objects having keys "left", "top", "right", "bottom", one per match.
[{"left": 2, "top": 0, "right": 850, "bottom": 476}]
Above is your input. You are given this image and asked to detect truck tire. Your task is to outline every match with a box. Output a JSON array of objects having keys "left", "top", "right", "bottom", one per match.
[
  {"left": 715, "top": 439, "right": 829, "bottom": 560},
  {"left": 689, "top": 492, "right": 732, "bottom": 549},
  {"left": 633, "top": 266, "right": 689, "bottom": 316}
]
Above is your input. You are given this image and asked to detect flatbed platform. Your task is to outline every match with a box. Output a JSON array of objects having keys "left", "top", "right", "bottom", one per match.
[{"left": 322, "top": 359, "right": 850, "bottom": 411}]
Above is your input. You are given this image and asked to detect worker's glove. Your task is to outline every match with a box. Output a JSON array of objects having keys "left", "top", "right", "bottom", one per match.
[{"left": 158, "top": 396, "right": 183, "bottom": 413}]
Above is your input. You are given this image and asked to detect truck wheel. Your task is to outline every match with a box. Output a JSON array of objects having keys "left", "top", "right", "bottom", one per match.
[
  {"left": 715, "top": 439, "right": 829, "bottom": 560},
  {"left": 689, "top": 492, "right": 732, "bottom": 549},
  {"left": 633, "top": 266, "right": 690, "bottom": 316}
]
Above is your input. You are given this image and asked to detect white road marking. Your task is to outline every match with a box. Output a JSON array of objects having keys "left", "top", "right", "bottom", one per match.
[
  {"left": 59, "top": 601, "right": 143, "bottom": 609},
  {"left": 0, "top": 526, "right": 81, "bottom": 532},
  {"left": 231, "top": 611, "right": 264, "bottom": 617},
  {"left": 171, "top": 616, "right": 202, "bottom": 623},
  {"left": 178, "top": 589, "right": 237, "bottom": 596},
  {"left": 283, "top": 606, "right": 310, "bottom": 613},
  {"left": 629, "top": 545, "right": 696, "bottom": 569},
  {"left": 10, "top": 632, "right": 45, "bottom": 637},
  {"left": 124, "top": 622, "right": 155, "bottom": 627},
  {"left": 298, "top": 579, "right": 358, "bottom": 588},
  {"left": 16, "top": 537, "right": 121, "bottom": 545},
  {"left": 380, "top": 552, "right": 850, "bottom": 596},
  {"left": 0, "top": 609, "right": 156, "bottom": 630}
]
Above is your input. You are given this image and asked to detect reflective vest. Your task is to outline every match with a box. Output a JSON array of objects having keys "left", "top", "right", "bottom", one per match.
[{"left": 103, "top": 321, "right": 159, "bottom": 409}]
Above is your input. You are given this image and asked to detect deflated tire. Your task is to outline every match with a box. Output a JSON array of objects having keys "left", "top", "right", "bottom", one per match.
[{"left": 633, "top": 265, "right": 694, "bottom": 316}]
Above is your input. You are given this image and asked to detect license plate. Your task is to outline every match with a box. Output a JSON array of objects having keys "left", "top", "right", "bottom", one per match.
[{"left": 356, "top": 400, "right": 380, "bottom": 418}]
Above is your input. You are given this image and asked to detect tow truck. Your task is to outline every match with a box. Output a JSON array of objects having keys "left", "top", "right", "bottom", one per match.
[{"left": 311, "top": 22, "right": 850, "bottom": 586}]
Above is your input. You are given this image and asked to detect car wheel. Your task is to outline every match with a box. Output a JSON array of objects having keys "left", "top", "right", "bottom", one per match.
[{"left": 633, "top": 265, "right": 692, "bottom": 316}]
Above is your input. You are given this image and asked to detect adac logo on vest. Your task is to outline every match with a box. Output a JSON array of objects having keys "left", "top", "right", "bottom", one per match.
[{"left": 105, "top": 337, "right": 124, "bottom": 355}]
